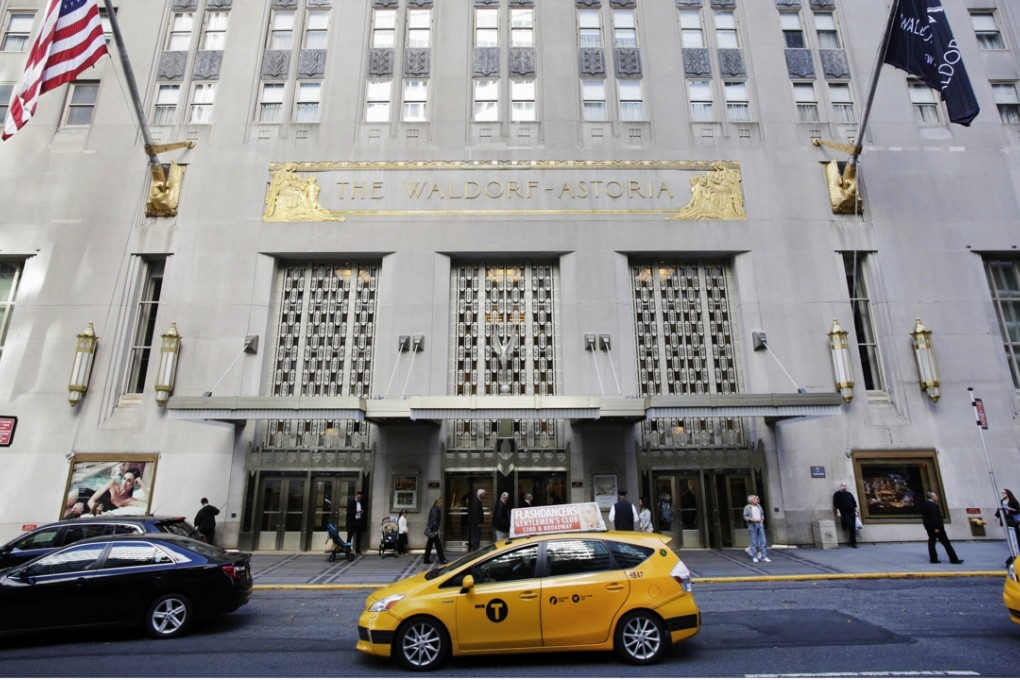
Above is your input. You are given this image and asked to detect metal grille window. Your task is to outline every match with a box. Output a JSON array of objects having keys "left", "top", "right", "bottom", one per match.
[
  {"left": 126, "top": 258, "right": 165, "bottom": 395},
  {"left": 449, "top": 262, "right": 559, "bottom": 450},
  {"left": 714, "top": 10, "right": 738, "bottom": 49},
  {"left": 679, "top": 10, "right": 704, "bottom": 49},
  {"left": 578, "top": 9, "right": 601, "bottom": 48},
  {"left": 993, "top": 83, "right": 1020, "bottom": 124},
  {"left": 166, "top": 12, "right": 194, "bottom": 51},
  {"left": 631, "top": 261, "right": 743, "bottom": 447},
  {"left": 201, "top": 11, "right": 228, "bottom": 50},
  {"left": 842, "top": 252, "right": 885, "bottom": 392},
  {"left": 780, "top": 12, "right": 805, "bottom": 49},
  {"left": 984, "top": 259, "right": 1020, "bottom": 389},
  {"left": 971, "top": 11, "right": 1004, "bottom": 50},
  {"left": 1, "top": 13, "right": 33, "bottom": 52},
  {"left": 264, "top": 262, "right": 379, "bottom": 450},
  {"left": 794, "top": 82, "right": 819, "bottom": 122},
  {"left": 829, "top": 82, "right": 855, "bottom": 123},
  {"left": 0, "top": 261, "right": 23, "bottom": 363}
]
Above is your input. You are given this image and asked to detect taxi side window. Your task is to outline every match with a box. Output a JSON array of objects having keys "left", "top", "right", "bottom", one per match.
[
  {"left": 546, "top": 539, "right": 612, "bottom": 577},
  {"left": 470, "top": 545, "right": 539, "bottom": 584},
  {"left": 13, "top": 528, "right": 60, "bottom": 550},
  {"left": 606, "top": 540, "right": 653, "bottom": 569}
]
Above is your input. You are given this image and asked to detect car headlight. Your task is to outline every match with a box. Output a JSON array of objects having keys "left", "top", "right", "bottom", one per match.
[{"left": 368, "top": 594, "right": 406, "bottom": 612}]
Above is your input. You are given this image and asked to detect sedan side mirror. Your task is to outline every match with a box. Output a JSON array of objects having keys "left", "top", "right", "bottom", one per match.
[{"left": 460, "top": 574, "right": 475, "bottom": 594}]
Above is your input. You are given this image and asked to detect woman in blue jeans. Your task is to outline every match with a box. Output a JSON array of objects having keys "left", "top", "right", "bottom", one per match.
[{"left": 743, "top": 495, "right": 770, "bottom": 563}]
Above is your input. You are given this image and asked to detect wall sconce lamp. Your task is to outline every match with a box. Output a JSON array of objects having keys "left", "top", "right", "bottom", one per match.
[
  {"left": 827, "top": 318, "right": 854, "bottom": 402},
  {"left": 154, "top": 321, "right": 181, "bottom": 406},
  {"left": 910, "top": 317, "right": 940, "bottom": 402},
  {"left": 68, "top": 321, "right": 98, "bottom": 407}
]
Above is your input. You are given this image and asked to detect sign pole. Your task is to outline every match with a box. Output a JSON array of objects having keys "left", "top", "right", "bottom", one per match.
[{"left": 968, "top": 387, "right": 1019, "bottom": 558}]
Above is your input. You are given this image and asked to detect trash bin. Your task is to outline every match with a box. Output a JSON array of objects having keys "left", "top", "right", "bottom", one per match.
[{"left": 812, "top": 519, "right": 838, "bottom": 549}]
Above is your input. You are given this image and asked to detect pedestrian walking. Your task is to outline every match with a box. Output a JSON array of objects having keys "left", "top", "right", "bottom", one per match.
[
  {"left": 468, "top": 488, "right": 486, "bottom": 550},
  {"left": 194, "top": 497, "right": 220, "bottom": 545},
  {"left": 743, "top": 495, "right": 770, "bottom": 563},
  {"left": 608, "top": 489, "right": 639, "bottom": 531},
  {"left": 921, "top": 491, "right": 963, "bottom": 564},
  {"left": 397, "top": 509, "right": 409, "bottom": 555},
  {"left": 833, "top": 482, "right": 860, "bottom": 548},
  {"left": 423, "top": 497, "right": 448, "bottom": 565},
  {"left": 638, "top": 496, "right": 654, "bottom": 532},
  {"left": 997, "top": 488, "right": 1020, "bottom": 555},
  {"left": 493, "top": 491, "right": 511, "bottom": 542},
  {"left": 346, "top": 490, "right": 368, "bottom": 556}
]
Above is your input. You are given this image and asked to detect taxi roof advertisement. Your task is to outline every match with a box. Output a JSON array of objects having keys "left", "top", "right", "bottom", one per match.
[{"left": 509, "top": 502, "right": 606, "bottom": 538}]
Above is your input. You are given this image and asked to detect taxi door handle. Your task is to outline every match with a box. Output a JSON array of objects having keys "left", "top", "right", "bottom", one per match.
[
  {"left": 605, "top": 582, "right": 625, "bottom": 592},
  {"left": 519, "top": 591, "right": 539, "bottom": 600}
]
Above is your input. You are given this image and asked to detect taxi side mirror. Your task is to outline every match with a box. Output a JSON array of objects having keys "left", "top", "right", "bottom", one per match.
[{"left": 460, "top": 574, "right": 475, "bottom": 594}]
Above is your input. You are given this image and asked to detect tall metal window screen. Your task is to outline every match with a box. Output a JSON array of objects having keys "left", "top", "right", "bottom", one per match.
[
  {"left": 263, "top": 262, "right": 379, "bottom": 450},
  {"left": 450, "top": 262, "right": 559, "bottom": 450},
  {"left": 631, "top": 261, "right": 743, "bottom": 447},
  {"left": 842, "top": 252, "right": 884, "bottom": 391},
  {"left": 984, "top": 258, "right": 1020, "bottom": 388}
]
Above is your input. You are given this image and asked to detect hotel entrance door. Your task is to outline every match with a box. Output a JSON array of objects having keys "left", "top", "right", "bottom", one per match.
[{"left": 653, "top": 470, "right": 753, "bottom": 549}]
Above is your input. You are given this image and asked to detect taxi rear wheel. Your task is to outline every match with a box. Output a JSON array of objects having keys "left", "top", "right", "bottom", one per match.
[
  {"left": 393, "top": 616, "right": 450, "bottom": 671},
  {"left": 614, "top": 610, "right": 668, "bottom": 665}
]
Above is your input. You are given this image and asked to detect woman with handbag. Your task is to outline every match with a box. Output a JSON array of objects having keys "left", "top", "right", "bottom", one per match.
[{"left": 423, "top": 497, "right": 448, "bottom": 565}]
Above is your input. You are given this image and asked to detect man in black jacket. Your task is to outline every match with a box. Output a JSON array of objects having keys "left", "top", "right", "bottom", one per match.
[
  {"left": 346, "top": 490, "right": 368, "bottom": 556},
  {"left": 922, "top": 491, "right": 963, "bottom": 564},
  {"left": 493, "top": 492, "right": 511, "bottom": 541},
  {"left": 194, "top": 498, "right": 220, "bottom": 545},
  {"left": 833, "top": 482, "right": 859, "bottom": 548},
  {"left": 467, "top": 489, "right": 486, "bottom": 550},
  {"left": 609, "top": 489, "right": 638, "bottom": 531}
]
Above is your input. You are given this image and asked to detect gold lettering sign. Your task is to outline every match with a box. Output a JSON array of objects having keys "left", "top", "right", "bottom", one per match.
[{"left": 263, "top": 160, "right": 745, "bottom": 222}]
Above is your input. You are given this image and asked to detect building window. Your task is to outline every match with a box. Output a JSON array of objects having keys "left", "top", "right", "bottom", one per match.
[
  {"left": 372, "top": 9, "right": 396, "bottom": 48},
  {"left": 618, "top": 80, "right": 643, "bottom": 121},
  {"left": 474, "top": 79, "right": 499, "bottom": 122},
  {"left": 0, "top": 84, "right": 12, "bottom": 122},
  {"left": 829, "top": 82, "right": 855, "bottom": 123},
  {"left": 201, "top": 11, "right": 228, "bottom": 50},
  {"left": 984, "top": 258, "right": 1020, "bottom": 388},
  {"left": 724, "top": 81, "right": 749, "bottom": 121},
  {"left": 780, "top": 12, "right": 805, "bottom": 49},
  {"left": 578, "top": 9, "right": 601, "bottom": 48},
  {"left": 476, "top": 8, "right": 498, "bottom": 48},
  {"left": 154, "top": 84, "right": 179, "bottom": 125},
  {"left": 613, "top": 9, "right": 636, "bottom": 48},
  {"left": 407, "top": 8, "right": 431, "bottom": 48},
  {"left": 794, "top": 82, "right": 819, "bottom": 122},
  {"left": 64, "top": 82, "right": 99, "bottom": 126},
  {"left": 582, "top": 79, "right": 607, "bottom": 121},
  {"left": 258, "top": 82, "right": 285, "bottom": 123},
  {"left": 511, "top": 8, "right": 533, "bottom": 48},
  {"left": 679, "top": 10, "right": 704, "bottom": 49},
  {"left": 166, "top": 12, "right": 193, "bottom": 51},
  {"left": 125, "top": 258, "right": 165, "bottom": 395},
  {"left": 993, "top": 83, "right": 1020, "bottom": 124},
  {"left": 303, "top": 10, "right": 328, "bottom": 49},
  {"left": 189, "top": 82, "right": 215, "bottom": 124},
  {"left": 268, "top": 10, "right": 295, "bottom": 50},
  {"left": 402, "top": 79, "right": 427, "bottom": 122},
  {"left": 295, "top": 81, "right": 321, "bottom": 123},
  {"left": 814, "top": 12, "right": 841, "bottom": 49},
  {"left": 99, "top": 7, "right": 113, "bottom": 46},
  {"left": 714, "top": 10, "right": 738, "bottom": 49},
  {"left": 1, "top": 13, "right": 33, "bottom": 52},
  {"left": 971, "top": 11, "right": 1004, "bottom": 50},
  {"left": 909, "top": 81, "right": 940, "bottom": 124},
  {"left": 366, "top": 79, "right": 391, "bottom": 122},
  {"left": 511, "top": 79, "right": 535, "bottom": 122},
  {"left": 689, "top": 80, "right": 712, "bottom": 121},
  {"left": 0, "top": 261, "right": 23, "bottom": 362},
  {"left": 842, "top": 252, "right": 885, "bottom": 392}
]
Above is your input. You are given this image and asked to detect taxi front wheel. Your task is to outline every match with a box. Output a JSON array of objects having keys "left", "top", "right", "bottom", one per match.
[
  {"left": 394, "top": 616, "right": 450, "bottom": 671},
  {"left": 614, "top": 610, "right": 668, "bottom": 665}
]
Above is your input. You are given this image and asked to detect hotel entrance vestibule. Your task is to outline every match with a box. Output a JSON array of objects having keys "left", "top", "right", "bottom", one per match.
[{"left": 651, "top": 468, "right": 760, "bottom": 550}]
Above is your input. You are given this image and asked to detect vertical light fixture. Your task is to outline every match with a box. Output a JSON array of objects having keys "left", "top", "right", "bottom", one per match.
[
  {"left": 910, "top": 317, "right": 940, "bottom": 402},
  {"left": 68, "top": 321, "right": 98, "bottom": 407},
  {"left": 154, "top": 321, "right": 181, "bottom": 406},
  {"left": 827, "top": 318, "right": 854, "bottom": 402}
]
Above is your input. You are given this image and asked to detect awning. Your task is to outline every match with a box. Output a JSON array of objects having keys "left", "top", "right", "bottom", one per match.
[
  {"left": 645, "top": 393, "right": 844, "bottom": 422},
  {"left": 167, "top": 396, "right": 366, "bottom": 423}
]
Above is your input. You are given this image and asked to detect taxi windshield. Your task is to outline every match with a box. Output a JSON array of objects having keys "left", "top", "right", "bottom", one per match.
[{"left": 424, "top": 544, "right": 497, "bottom": 580}]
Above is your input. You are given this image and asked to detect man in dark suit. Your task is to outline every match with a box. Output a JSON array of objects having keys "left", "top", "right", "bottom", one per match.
[
  {"left": 922, "top": 491, "right": 963, "bottom": 564},
  {"left": 609, "top": 489, "right": 638, "bottom": 531},
  {"left": 346, "top": 490, "right": 368, "bottom": 556},
  {"left": 833, "top": 482, "right": 859, "bottom": 548},
  {"left": 194, "top": 498, "right": 220, "bottom": 545},
  {"left": 467, "top": 489, "right": 486, "bottom": 551}
]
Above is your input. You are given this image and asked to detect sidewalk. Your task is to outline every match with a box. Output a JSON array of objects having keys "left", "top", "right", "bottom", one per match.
[{"left": 249, "top": 539, "right": 1013, "bottom": 589}]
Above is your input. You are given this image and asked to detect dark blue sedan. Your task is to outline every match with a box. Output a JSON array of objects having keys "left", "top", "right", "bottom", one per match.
[{"left": 0, "top": 534, "right": 252, "bottom": 638}]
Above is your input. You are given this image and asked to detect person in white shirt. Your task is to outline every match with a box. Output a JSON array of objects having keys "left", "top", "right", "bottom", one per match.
[{"left": 742, "top": 495, "right": 770, "bottom": 563}]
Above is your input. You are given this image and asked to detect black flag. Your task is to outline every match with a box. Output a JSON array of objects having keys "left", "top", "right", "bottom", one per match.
[{"left": 884, "top": 0, "right": 979, "bottom": 126}]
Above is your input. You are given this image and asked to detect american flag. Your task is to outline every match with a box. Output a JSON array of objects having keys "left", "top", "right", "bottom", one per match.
[{"left": 2, "top": 0, "right": 109, "bottom": 141}]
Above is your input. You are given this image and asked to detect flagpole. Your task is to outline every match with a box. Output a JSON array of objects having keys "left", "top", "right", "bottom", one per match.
[
  {"left": 848, "top": 0, "right": 901, "bottom": 170},
  {"left": 101, "top": 0, "right": 165, "bottom": 182}
]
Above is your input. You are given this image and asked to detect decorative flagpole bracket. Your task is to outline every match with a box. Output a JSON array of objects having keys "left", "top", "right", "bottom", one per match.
[{"left": 812, "top": 139, "right": 863, "bottom": 215}]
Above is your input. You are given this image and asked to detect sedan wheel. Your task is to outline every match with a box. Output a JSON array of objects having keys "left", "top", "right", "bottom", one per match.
[
  {"left": 145, "top": 593, "right": 193, "bottom": 639},
  {"left": 394, "top": 616, "right": 449, "bottom": 671},
  {"left": 614, "top": 610, "right": 668, "bottom": 665}
]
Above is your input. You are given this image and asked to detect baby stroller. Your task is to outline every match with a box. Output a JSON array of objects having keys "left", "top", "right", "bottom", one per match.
[
  {"left": 378, "top": 517, "right": 400, "bottom": 558},
  {"left": 325, "top": 520, "right": 355, "bottom": 562}
]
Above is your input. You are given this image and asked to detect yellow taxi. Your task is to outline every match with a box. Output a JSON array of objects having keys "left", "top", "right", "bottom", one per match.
[
  {"left": 356, "top": 503, "right": 700, "bottom": 671},
  {"left": 1005, "top": 555, "right": 1020, "bottom": 624}
]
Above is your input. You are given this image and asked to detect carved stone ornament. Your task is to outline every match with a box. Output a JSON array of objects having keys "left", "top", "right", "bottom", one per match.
[
  {"left": 610, "top": 0, "right": 636, "bottom": 8},
  {"left": 404, "top": 48, "right": 430, "bottom": 77},
  {"left": 192, "top": 51, "right": 222, "bottom": 80},
  {"left": 710, "top": 0, "right": 735, "bottom": 7},
  {"left": 262, "top": 51, "right": 290, "bottom": 80},
  {"left": 306, "top": 0, "right": 332, "bottom": 6},
  {"left": 408, "top": 0, "right": 433, "bottom": 7},
  {"left": 368, "top": 48, "right": 394, "bottom": 76},
  {"left": 509, "top": 0, "right": 534, "bottom": 7},
  {"left": 683, "top": 48, "right": 711, "bottom": 77},
  {"left": 576, "top": 0, "right": 601, "bottom": 8},
  {"left": 474, "top": 0, "right": 499, "bottom": 6},
  {"left": 785, "top": 49, "right": 815, "bottom": 79},
  {"left": 298, "top": 49, "right": 327, "bottom": 78},
  {"left": 206, "top": 0, "right": 232, "bottom": 8},
  {"left": 158, "top": 52, "right": 187, "bottom": 81},
  {"left": 579, "top": 48, "right": 605, "bottom": 76},
  {"left": 172, "top": 0, "right": 197, "bottom": 9},
  {"left": 510, "top": 47, "right": 536, "bottom": 77},
  {"left": 614, "top": 48, "right": 642, "bottom": 77},
  {"left": 474, "top": 47, "right": 501, "bottom": 77},
  {"left": 820, "top": 49, "right": 850, "bottom": 79},
  {"left": 718, "top": 48, "right": 746, "bottom": 77},
  {"left": 668, "top": 163, "right": 746, "bottom": 221},
  {"left": 775, "top": 0, "right": 800, "bottom": 7},
  {"left": 809, "top": 0, "right": 835, "bottom": 9},
  {"left": 263, "top": 164, "right": 345, "bottom": 222},
  {"left": 146, "top": 162, "right": 186, "bottom": 218},
  {"left": 676, "top": 0, "right": 703, "bottom": 7},
  {"left": 273, "top": 0, "right": 298, "bottom": 8},
  {"left": 373, "top": 0, "right": 398, "bottom": 7}
]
